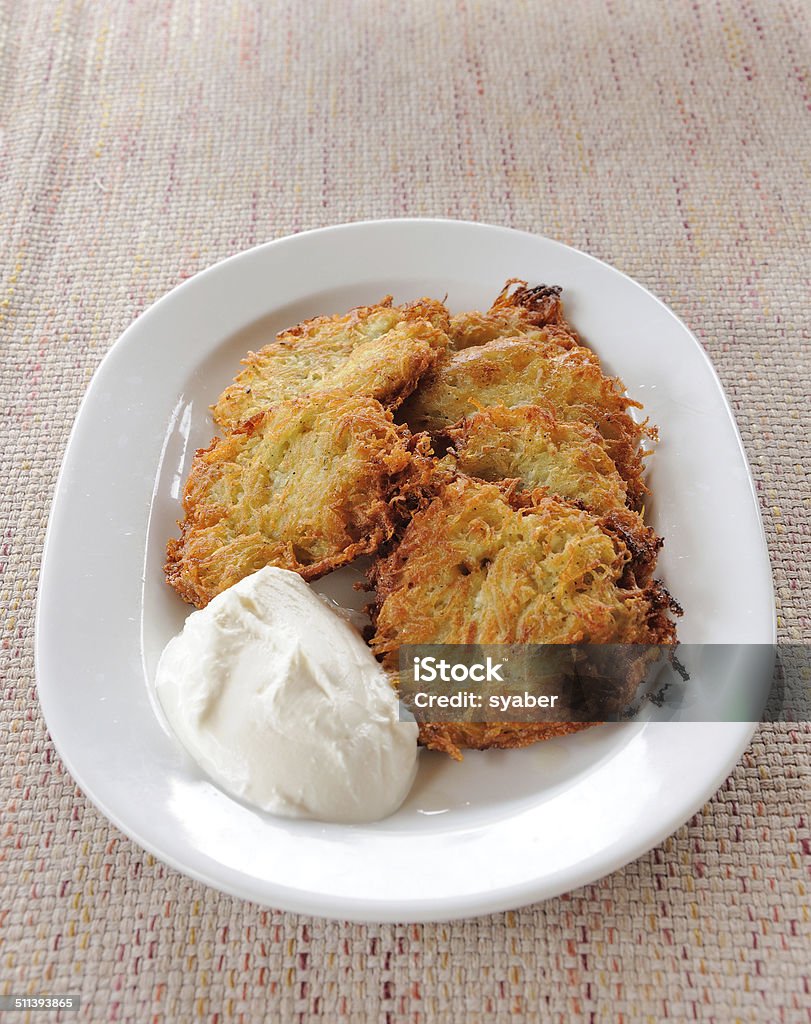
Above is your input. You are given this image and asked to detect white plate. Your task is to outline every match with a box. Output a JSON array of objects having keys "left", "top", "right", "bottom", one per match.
[{"left": 36, "top": 219, "right": 775, "bottom": 922}]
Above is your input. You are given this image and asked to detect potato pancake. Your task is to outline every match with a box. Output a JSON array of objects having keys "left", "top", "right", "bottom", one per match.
[
  {"left": 166, "top": 392, "right": 415, "bottom": 608},
  {"left": 369, "top": 476, "right": 677, "bottom": 758},
  {"left": 449, "top": 279, "right": 575, "bottom": 350},
  {"left": 417, "top": 721, "right": 594, "bottom": 759},
  {"left": 443, "top": 404, "right": 631, "bottom": 514},
  {"left": 399, "top": 334, "right": 651, "bottom": 506},
  {"left": 213, "top": 297, "right": 451, "bottom": 430}
]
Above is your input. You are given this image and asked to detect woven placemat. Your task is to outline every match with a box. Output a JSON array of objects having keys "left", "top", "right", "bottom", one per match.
[{"left": 1, "top": 1, "right": 808, "bottom": 1020}]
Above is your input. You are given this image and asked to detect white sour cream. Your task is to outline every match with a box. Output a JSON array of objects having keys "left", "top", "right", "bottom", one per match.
[{"left": 155, "top": 567, "right": 418, "bottom": 823}]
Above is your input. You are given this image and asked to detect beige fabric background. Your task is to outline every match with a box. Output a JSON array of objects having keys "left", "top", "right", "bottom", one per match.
[{"left": 1, "top": 1, "right": 809, "bottom": 1021}]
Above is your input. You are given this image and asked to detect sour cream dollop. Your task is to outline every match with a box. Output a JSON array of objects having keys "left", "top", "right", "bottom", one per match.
[{"left": 155, "top": 567, "right": 418, "bottom": 823}]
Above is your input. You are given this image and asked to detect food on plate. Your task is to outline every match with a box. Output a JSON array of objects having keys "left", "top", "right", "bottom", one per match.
[
  {"left": 441, "top": 403, "right": 637, "bottom": 515},
  {"left": 448, "top": 279, "right": 575, "bottom": 350},
  {"left": 165, "top": 281, "right": 679, "bottom": 771},
  {"left": 369, "top": 476, "right": 677, "bottom": 759},
  {"left": 155, "top": 567, "right": 418, "bottom": 823},
  {"left": 165, "top": 391, "right": 417, "bottom": 608},
  {"left": 212, "top": 297, "right": 451, "bottom": 430}
]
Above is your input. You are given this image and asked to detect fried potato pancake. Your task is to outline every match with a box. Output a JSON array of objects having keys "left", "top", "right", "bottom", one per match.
[
  {"left": 449, "top": 279, "right": 575, "bottom": 350},
  {"left": 443, "top": 404, "right": 630, "bottom": 514},
  {"left": 370, "top": 476, "right": 677, "bottom": 758},
  {"left": 166, "top": 392, "right": 414, "bottom": 608},
  {"left": 399, "top": 334, "right": 650, "bottom": 507},
  {"left": 417, "top": 721, "right": 594, "bottom": 758},
  {"left": 213, "top": 298, "right": 451, "bottom": 430},
  {"left": 440, "top": 404, "right": 659, "bottom": 579}
]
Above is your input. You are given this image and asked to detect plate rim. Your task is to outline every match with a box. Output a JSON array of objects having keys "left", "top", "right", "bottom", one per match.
[{"left": 35, "top": 218, "right": 777, "bottom": 922}]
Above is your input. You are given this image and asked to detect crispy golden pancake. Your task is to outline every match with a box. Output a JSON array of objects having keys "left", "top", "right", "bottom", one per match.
[
  {"left": 417, "top": 721, "right": 594, "bottom": 758},
  {"left": 166, "top": 392, "right": 414, "bottom": 608},
  {"left": 213, "top": 297, "right": 451, "bottom": 430},
  {"left": 440, "top": 404, "right": 658, "bottom": 579},
  {"left": 370, "top": 476, "right": 677, "bottom": 758},
  {"left": 443, "top": 404, "right": 632, "bottom": 514},
  {"left": 400, "top": 334, "right": 651, "bottom": 507},
  {"left": 449, "top": 279, "right": 575, "bottom": 350}
]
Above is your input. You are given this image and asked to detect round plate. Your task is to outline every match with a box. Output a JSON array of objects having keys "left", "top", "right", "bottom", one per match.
[{"left": 36, "top": 219, "right": 775, "bottom": 922}]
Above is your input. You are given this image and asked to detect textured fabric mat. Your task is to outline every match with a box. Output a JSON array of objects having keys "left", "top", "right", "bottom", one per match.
[{"left": 1, "top": 1, "right": 809, "bottom": 1021}]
